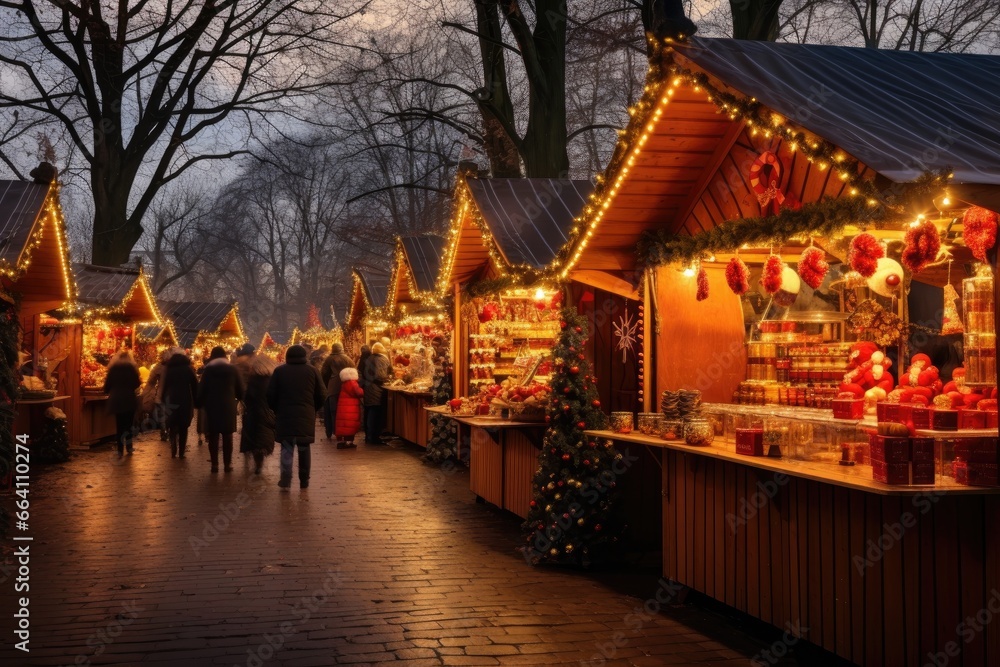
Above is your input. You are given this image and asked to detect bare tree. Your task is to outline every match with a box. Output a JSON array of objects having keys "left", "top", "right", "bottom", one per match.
[
  {"left": 0, "top": 0, "right": 370, "bottom": 266},
  {"left": 139, "top": 185, "right": 213, "bottom": 294}
]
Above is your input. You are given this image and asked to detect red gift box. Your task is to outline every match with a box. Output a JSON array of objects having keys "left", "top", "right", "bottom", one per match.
[
  {"left": 931, "top": 409, "right": 959, "bottom": 431},
  {"left": 959, "top": 409, "right": 987, "bottom": 430},
  {"left": 877, "top": 402, "right": 901, "bottom": 424},
  {"left": 910, "top": 437, "right": 935, "bottom": 463},
  {"left": 832, "top": 399, "right": 865, "bottom": 420},
  {"left": 986, "top": 411, "right": 998, "bottom": 429},
  {"left": 735, "top": 428, "right": 764, "bottom": 456},
  {"left": 968, "top": 463, "right": 999, "bottom": 486},
  {"left": 872, "top": 460, "right": 912, "bottom": 485},
  {"left": 899, "top": 403, "right": 931, "bottom": 429},
  {"left": 871, "top": 436, "right": 912, "bottom": 463},
  {"left": 911, "top": 462, "right": 936, "bottom": 485},
  {"left": 954, "top": 459, "right": 969, "bottom": 484},
  {"left": 953, "top": 438, "right": 998, "bottom": 464}
]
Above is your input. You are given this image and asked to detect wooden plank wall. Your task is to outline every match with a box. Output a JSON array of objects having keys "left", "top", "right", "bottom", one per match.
[
  {"left": 469, "top": 428, "right": 503, "bottom": 508},
  {"left": 503, "top": 430, "right": 540, "bottom": 519},
  {"left": 663, "top": 449, "right": 1000, "bottom": 666}
]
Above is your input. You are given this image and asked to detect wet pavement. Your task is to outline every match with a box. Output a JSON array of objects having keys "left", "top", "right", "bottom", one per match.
[{"left": 0, "top": 426, "right": 807, "bottom": 666}]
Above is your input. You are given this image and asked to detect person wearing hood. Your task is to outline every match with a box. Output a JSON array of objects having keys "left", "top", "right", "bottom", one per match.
[
  {"left": 320, "top": 343, "right": 355, "bottom": 441},
  {"left": 266, "top": 344, "right": 326, "bottom": 489},
  {"left": 141, "top": 348, "right": 171, "bottom": 441},
  {"left": 240, "top": 354, "right": 278, "bottom": 474},
  {"left": 232, "top": 343, "right": 256, "bottom": 389},
  {"left": 197, "top": 346, "right": 245, "bottom": 472},
  {"left": 334, "top": 366, "right": 364, "bottom": 448},
  {"left": 103, "top": 351, "right": 141, "bottom": 457},
  {"left": 360, "top": 342, "right": 392, "bottom": 444},
  {"left": 160, "top": 347, "right": 198, "bottom": 458}
]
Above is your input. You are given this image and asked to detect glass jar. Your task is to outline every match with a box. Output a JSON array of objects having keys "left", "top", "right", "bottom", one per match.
[
  {"left": 637, "top": 412, "right": 662, "bottom": 436},
  {"left": 684, "top": 418, "right": 714, "bottom": 446},
  {"left": 661, "top": 419, "right": 683, "bottom": 440},
  {"left": 610, "top": 411, "right": 633, "bottom": 434}
]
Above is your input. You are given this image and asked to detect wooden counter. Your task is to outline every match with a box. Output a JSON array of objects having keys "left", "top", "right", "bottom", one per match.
[
  {"left": 385, "top": 386, "right": 433, "bottom": 447},
  {"left": 593, "top": 428, "right": 1000, "bottom": 666},
  {"left": 449, "top": 415, "right": 546, "bottom": 518}
]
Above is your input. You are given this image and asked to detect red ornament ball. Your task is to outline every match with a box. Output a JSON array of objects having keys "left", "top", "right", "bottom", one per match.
[
  {"left": 583, "top": 459, "right": 591, "bottom": 466},
  {"left": 563, "top": 387, "right": 572, "bottom": 395},
  {"left": 885, "top": 274, "right": 901, "bottom": 287},
  {"left": 591, "top": 399, "right": 601, "bottom": 408},
  {"left": 562, "top": 453, "right": 571, "bottom": 461},
  {"left": 560, "top": 321, "right": 567, "bottom": 329},
  {"left": 594, "top": 524, "right": 602, "bottom": 531},
  {"left": 576, "top": 421, "right": 586, "bottom": 429},
  {"left": 529, "top": 500, "right": 537, "bottom": 507},
  {"left": 575, "top": 326, "right": 583, "bottom": 333},
  {"left": 563, "top": 403, "right": 571, "bottom": 410},
  {"left": 570, "top": 366, "right": 580, "bottom": 374}
]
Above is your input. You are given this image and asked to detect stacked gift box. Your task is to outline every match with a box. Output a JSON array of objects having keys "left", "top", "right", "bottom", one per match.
[
  {"left": 952, "top": 438, "right": 1000, "bottom": 487},
  {"left": 869, "top": 435, "right": 936, "bottom": 485}
]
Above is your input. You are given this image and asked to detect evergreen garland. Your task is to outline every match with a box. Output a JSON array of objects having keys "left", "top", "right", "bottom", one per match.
[
  {"left": 423, "top": 346, "right": 458, "bottom": 464},
  {"left": 637, "top": 170, "right": 950, "bottom": 270},
  {"left": 463, "top": 271, "right": 544, "bottom": 299},
  {"left": 521, "top": 307, "right": 620, "bottom": 567}
]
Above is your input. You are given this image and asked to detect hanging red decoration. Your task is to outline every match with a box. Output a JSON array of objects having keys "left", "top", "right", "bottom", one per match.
[
  {"left": 725, "top": 257, "right": 750, "bottom": 295},
  {"left": 761, "top": 255, "right": 784, "bottom": 294},
  {"left": 849, "top": 233, "right": 884, "bottom": 278},
  {"left": 902, "top": 220, "right": 941, "bottom": 273},
  {"left": 963, "top": 206, "right": 999, "bottom": 262},
  {"left": 478, "top": 302, "right": 500, "bottom": 323},
  {"left": 798, "top": 246, "right": 829, "bottom": 289},
  {"left": 696, "top": 267, "right": 709, "bottom": 301},
  {"left": 748, "top": 152, "right": 801, "bottom": 215}
]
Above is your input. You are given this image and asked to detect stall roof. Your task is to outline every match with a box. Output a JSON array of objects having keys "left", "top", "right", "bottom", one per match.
[
  {"left": 556, "top": 37, "right": 1000, "bottom": 276},
  {"left": 0, "top": 179, "right": 76, "bottom": 303},
  {"left": 346, "top": 268, "right": 390, "bottom": 331},
  {"left": 359, "top": 270, "right": 390, "bottom": 310},
  {"left": 674, "top": 37, "right": 1000, "bottom": 186},
  {"left": 135, "top": 322, "right": 178, "bottom": 347},
  {"left": 74, "top": 264, "right": 160, "bottom": 322},
  {"left": 400, "top": 235, "right": 446, "bottom": 294},
  {"left": 262, "top": 330, "right": 293, "bottom": 346},
  {"left": 160, "top": 300, "right": 243, "bottom": 348},
  {"left": 467, "top": 178, "right": 592, "bottom": 269}
]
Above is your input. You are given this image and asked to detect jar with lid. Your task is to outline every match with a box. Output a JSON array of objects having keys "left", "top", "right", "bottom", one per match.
[{"left": 684, "top": 417, "right": 714, "bottom": 446}]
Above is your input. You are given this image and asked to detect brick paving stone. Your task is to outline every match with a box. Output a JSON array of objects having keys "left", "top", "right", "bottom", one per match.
[{"left": 0, "top": 426, "right": 805, "bottom": 665}]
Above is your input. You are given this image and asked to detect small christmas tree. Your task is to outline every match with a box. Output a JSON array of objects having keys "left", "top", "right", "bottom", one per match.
[
  {"left": 424, "top": 346, "right": 458, "bottom": 463},
  {"left": 521, "top": 307, "right": 620, "bottom": 567},
  {"left": 305, "top": 304, "right": 322, "bottom": 330},
  {"left": 34, "top": 407, "right": 70, "bottom": 464},
  {"left": 0, "top": 294, "right": 20, "bottom": 537}
]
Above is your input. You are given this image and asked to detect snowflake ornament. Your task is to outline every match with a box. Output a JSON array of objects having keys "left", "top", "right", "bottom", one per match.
[{"left": 613, "top": 309, "right": 639, "bottom": 363}]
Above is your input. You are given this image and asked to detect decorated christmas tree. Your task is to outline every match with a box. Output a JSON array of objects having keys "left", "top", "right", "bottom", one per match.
[
  {"left": 34, "top": 407, "right": 70, "bottom": 464},
  {"left": 424, "top": 345, "right": 458, "bottom": 463},
  {"left": 0, "top": 294, "right": 19, "bottom": 537},
  {"left": 521, "top": 307, "right": 620, "bottom": 567},
  {"left": 305, "top": 303, "right": 322, "bottom": 330}
]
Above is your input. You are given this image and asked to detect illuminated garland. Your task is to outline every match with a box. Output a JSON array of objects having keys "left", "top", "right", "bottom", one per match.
[{"left": 637, "top": 170, "right": 951, "bottom": 269}]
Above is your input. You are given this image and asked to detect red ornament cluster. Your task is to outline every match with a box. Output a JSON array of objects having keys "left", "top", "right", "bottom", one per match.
[
  {"left": 849, "top": 233, "right": 884, "bottom": 278},
  {"left": 761, "top": 255, "right": 784, "bottom": 295},
  {"left": 902, "top": 220, "right": 941, "bottom": 273},
  {"left": 725, "top": 257, "right": 750, "bottom": 296},
  {"left": 797, "top": 246, "right": 829, "bottom": 289},
  {"left": 963, "top": 206, "right": 999, "bottom": 262}
]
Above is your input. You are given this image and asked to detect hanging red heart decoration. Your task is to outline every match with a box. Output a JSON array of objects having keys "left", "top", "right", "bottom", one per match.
[
  {"left": 963, "top": 206, "right": 999, "bottom": 262},
  {"left": 761, "top": 255, "right": 784, "bottom": 295},
  {"left": 902, "top": 220, "right": 941, "bottom": 273},
  {"left": 849, "top": 233, "right": 884, "bottom": 278}
]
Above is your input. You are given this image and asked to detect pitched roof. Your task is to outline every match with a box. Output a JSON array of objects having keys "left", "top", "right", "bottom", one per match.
[
  {"left": 74, "top": 264, "right": 140, "bottom": 307},
  {"left": 400, "top": 235, "right": 446, "bottom": 294},
  {"left": 159, "top": 300, "right": 239, "bottom": 347},
  {"left": 0, "top": 180, "right": 48, "bottom": 267},
  {"left": 674, "top": 37, "right": 1000, "bottom": 185},
  {"left": 466, "top": 179, "right": 593, "bottom": 268},
  {"left": 358, "top": 270, "right": 390, "bottom": 309}
]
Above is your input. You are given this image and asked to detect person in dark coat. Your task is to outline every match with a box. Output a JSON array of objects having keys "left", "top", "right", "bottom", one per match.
[
  {"left": 197, "top": 346, "right": 245, "bottom": 473},
  {"left": 141, "top": 348, "right": 171, "bottom": 440},
  {"left": 160, "top": 348, "right": 198, "bottom": 458},
  {"left": 240, "top": 354, "right": 277, "bottom": 475},
  {"left": 103, "top": 351, "right": 141, "bottom": 457},
  {"left": 334, "top": 367, "right": 364, "bottom": 448},
  {"left": 356, "top": 345, "right": 372, "bottom": 441},
  {"left": 320, "top": 343, "right": 355, "bottom": 441},
  {"left": 266, "top": 344, "right": 326, "bottom": 489},
  {"left": 360, "top": 342, "right": 392, "bottom": 445}
]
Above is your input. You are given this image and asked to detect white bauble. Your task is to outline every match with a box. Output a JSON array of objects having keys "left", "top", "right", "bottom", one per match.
[{"left": 867, "top": 257, "right": 904, "bottom": 298}]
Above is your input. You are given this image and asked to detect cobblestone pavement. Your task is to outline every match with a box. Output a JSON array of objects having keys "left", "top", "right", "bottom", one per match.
[{"left": 1, "top": 427, "right": 806, "bottom": 666}]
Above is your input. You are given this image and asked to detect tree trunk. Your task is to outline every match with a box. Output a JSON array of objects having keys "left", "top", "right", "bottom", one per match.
[
  {"left": 90, "top": 125, "right": 143, "bottom": 266},
  {"left": 730, "top": 0, "right": 784, "bottom": 40},
  {"left": 475, "top": 0, "right": 522, "bottom": 178},
  {"left": 519, "top": 0, "right": 569, "bottom": 178}
]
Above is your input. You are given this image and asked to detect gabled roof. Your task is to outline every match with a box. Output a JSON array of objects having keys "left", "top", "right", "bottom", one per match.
[
  {"left": 160, "top": 300, "right": 243, "bottom": 348},
  {"left": 346, "top": 269, "right": 390, "bottom": 331},
  {"left": 400, "top": 235, "right": 446, "bottom": 294},
  {"left": 262, "top": 330, "right": 293, "bottom": 346},
  {"left": 358, "top": 270, "right": 390, "bottom": 309},
  {"left": 674, "top": 37, "right": 1000, "bottom": 186},
  {"left": 135, "top": 322, "right": 178, "bottom": 346},
  {"left": 74, "top": 264, "right": 161, "bottom": 322},
  {"left": 466, "top": 179, "right": 592, "bottom": 269},
  {"left": 0, "top": 181, "right": 48, "bottom": 268}
]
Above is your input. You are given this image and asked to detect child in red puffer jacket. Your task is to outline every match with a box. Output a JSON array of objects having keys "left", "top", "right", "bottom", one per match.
[{"left": 334, "top": 367, "right": 364, "bottom": 448}]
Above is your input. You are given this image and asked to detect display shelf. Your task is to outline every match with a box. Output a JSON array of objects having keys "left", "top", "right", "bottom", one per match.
[{"left": 586, "top": 429, "right": 1000, "bottom": 496}]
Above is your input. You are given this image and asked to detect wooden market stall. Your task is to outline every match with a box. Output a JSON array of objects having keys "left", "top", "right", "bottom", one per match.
[
  {"left": 258, "top": 330, "right": 293, "bottom": 360},
  {"left": 67, "top": 264, "right": 164, "bottom": 445},
  {"left": 159, "top": 300, "right": 246, "bottom": 362},
  {"left": 0, "top": 168, "right": 77, "bottom": 447},
  {"left": 554, "top": 35, "right": 1000, "bottom": 666},
  {"left": 384, "top": 235, "right": 449, "bottom": 448},
  {"left": 133, "top": 321, "right": 179, "bottom": 368},
  {"left": 431, "top": 176, "right": 591, "bottom": 517},
  {"left": 344, "top": 268, "right": 390, "bottom": 356}
]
